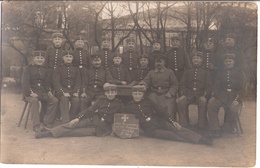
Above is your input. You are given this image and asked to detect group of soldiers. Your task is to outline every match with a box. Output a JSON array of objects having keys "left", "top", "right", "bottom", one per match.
[{"left": 22, "top": 31, "right": 246, "bottom": 146}]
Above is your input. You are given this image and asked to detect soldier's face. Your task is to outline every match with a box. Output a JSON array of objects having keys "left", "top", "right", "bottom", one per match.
[
  {"left": 153, "top": 43, "right": 161, "bottom": 51},
  {"left": 192, "top": 56, "right": 203, "bottom": 66},
  {"left": 62, "top": 55, "right": 73, "bottom": 64},
  {"left": 225, "top": 38, "right": 235, "bottom": 47},
  {"left": 53, "top": 37, "right": 63, "bottom": 48},
  {"left": 102, "top": 40, "right": 110, "bottom": 49},
  {"left": 132, "top": 91, "right": 144, "bottom": 102},
  {"left": 75, "top": 40, "right": 84, "bottom": 49},
  {"left": 33, "top": 56, "right": 45, "bottom": 66},
  {"left": 171, "top": 39, "right": 181, "bottom": 48},
  {"left": 140, "top": 58, "right": 148, "bottom": 67},
  {"left": 105, "top": 90, "right": 117, "bottom": 100},
  {"left": 224, "top": 58, "right": 235, "bottom": 68},
  {"left": 92, "top": 58, "right": 102, "bottom": 68},
  {"left": 113, "top": 56, "right": 122, "bottom": 65},
  {"left": 127, "top": 42, "right": 135, "bottom": 51},
  {"left": 155, "top": 59, "right": 165, "bottom": 68},
  {"left": 203, "top": 41, "right": 214, "bottom": 50}
]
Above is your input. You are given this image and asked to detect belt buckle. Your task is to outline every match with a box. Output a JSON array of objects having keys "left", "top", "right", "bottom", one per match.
[
  {"left": 37, "top": 83, "right": 41, "bottom": 87},
  {"left": 94, "top": 85, "right": 97, "bottom": 88},
  {"left": 158, "top": 87, "right": 162, "bottom": 90},
  {"left": 193, "top": 88, "right": 197, "bottom": 91},
  {"left": 227, "top": 89, "right": 232, "bottom": 92},
  {"left": 68, "top": 85, "right": 71, "bottom": 88},
  {"left": 79, "top": 65, "right": 83, "bottom": 68},
  {"left": 175, "top": 69, "right": 178, "bottom": 71}
]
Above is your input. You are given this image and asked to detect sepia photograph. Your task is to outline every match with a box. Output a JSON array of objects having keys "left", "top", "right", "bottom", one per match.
[{"left": 0, "top": 0, "right": 257, "bottom": 167}]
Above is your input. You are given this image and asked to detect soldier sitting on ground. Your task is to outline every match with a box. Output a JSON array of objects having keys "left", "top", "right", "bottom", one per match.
[
  {"left": 35, "top": 83, "right": 124, "bottom": 138},
  {"left": 22, "top": 51, "right": 58, "bottom": 131},
  {"left": 125, "top": 85, "right": 213, "bottom": 146}
]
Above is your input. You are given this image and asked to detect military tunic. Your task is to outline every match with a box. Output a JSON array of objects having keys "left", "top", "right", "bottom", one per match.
[
  {"left": 202, "top": 50, "right": 217, "bottom": 82},
  {"left": 53, "top": 63, "right": 81, "bottom": 123},
  {"left": 109, "top": 64, "right": 132, "bottom": 85},
  {"left": 139, "top": 67, "right": 179, "bottom": 118},
  {"left": 49, "top": 97, "right": 124, "bottom": 137},
  {"left": 121, "top": 51, "right": 140, "bottom": 80},
  {"left": 45, "top": 47, "right": 64, "bottom": 69},
  {"left": 208, "top": 67, "right": 246, "bottom": 131},
  {"left": 95, "top": 49, "right": 116, "bottom": 69},
  {"left": 22, "top": 65, "right": 58, "bottom": 128},
  {"left": 81, "top": 67, "right": 114, "bottom": 110},
  {"left": 165, "top": 48, "right": 191, "bottom": 81},
  {"left": 177, "top": 65, "right": 212, "bottom": 128},
  {"left": 126, "top": 99, "right": 202, "bottom": 143},
  {"left": 132, "top": 67, "right": 150, "bottom": 83}
]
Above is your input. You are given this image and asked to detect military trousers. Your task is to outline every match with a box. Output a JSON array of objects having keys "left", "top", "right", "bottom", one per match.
[
  {"left": 148, "top": 92, "right": 176, "bottom": 119},
  {"left": 25, "top": 95, "right": 58, "bottom": 127},
  {"left": 50, "top": 114, "right": 100, "bottom": 138},
  {"left": 59, "top": 96, "right": 80, "bottom": 123},
  {"left": 208, "top": 98, "right": 242, "bottom": 131},
  {"left": 177, "top": 96, "right": 208, "bottom": 129}
]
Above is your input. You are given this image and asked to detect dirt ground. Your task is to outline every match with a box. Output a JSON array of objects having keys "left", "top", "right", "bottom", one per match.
[{"left": 0, "top": 87, "right": 256, "bottom": 167}]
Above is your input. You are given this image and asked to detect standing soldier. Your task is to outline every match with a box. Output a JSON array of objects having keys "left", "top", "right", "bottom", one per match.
[
  {"left": 148, "top": 40, "right": 165, "bottom": 70},
  {"left": 140, "top": 56, "right": 179, "bottom": 119},
  {"left": 121, "top": 37, "right": 140, "bottom": 80},
  {"left": 130, "top": 54, "right": 150, "bottom": 85},
  {"left": 22, "top": 51, "right": 58, "bottom": 131},
  {"left": 125, "top": 85, "right": 213, "bottom": 146},
  {"left": 207, "top": 53, "right": 246, "bottom": 137},
  {"left": 165, "top": 33, "right": 191, "bottom": 82},
  {"left": 177, "top": 51, "right": 212, "bottom": 130},
  {"left": 80, "top": 54, "right": 114, "bottom": 110},
  {"left": 45, "top": 32, "right": 65, "bottom": 70},
  {"left": 53, "top": 51, "right": 81, "bottom": 123},
  {"left": 95, "top": 36, "right": 116, "bottom": 69},
  {"left": 72, "top": 35, "right": 90, "bottom": 75}
]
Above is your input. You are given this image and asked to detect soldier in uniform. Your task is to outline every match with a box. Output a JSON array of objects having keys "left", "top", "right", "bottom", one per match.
[
  {"left": 202, "top": 37, "right": 217, "bottom": 81},
  {"left": 139, "top": 56, "right": 179, "bottom": 119},
  {"left": 45, "top": 32, "right": 65, "bottom": 70},
  {"left": 148, "top": 40, "right": 165, "bottom": 70},
  {"left": 35, "top": 84, "right": 124, "bottom": 138},
  {"left": 177, "top": 51, "right": 212, "bottom": 130},
  {"left": 125, "top": 85, "right": 213, "bottom": 146},
  {"left": 22, "top": 51, "right": 58, "bottom": 131},
  {"left": 130, "top": 54, "right": 150, "bottom": 85},
  {"left": 207, "top": 53, "right": 246, "bottom": 138},
  {"left": 165, "top": 33, "right": 191, "bottom": 82},
  {"left": 121, "top": 37, "right": 140, "bottom": 80},
  {"left": 109, "top": 54, "right": 132, "bottom": 85},
  {"left": 80, "top": 54, "right": 114, "bottom": 110},
  {"left": 53, "top": 51, "right": 81, "bottom": 123},
  {"left": 72, "top": 35, "right": 90, "bottom": 75},
  {"left": 95, "top": 36, "right": 116, "bottom": 69}
]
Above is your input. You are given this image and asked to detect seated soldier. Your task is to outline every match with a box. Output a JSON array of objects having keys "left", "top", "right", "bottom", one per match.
[
  {"left": 22, "top": 51, "right": 58, "bottom": 131},
  {"left": 130, "top": 54, "right": 150, "bottom": 85},
  {"left": 80, "top": 54, "right": 114, "bottom": 110},
  {"left": 35, "top": 84, "right": 124, "bottom": 138},
  {"left": 109, "top": 54, "right": 131, "bottom": 85},
  {"left": 207, "top": 53, "right": 246, "bottom": 138},
  {"left": 53, "top": 51, "right": 81, "bottom": 123},
  {"left": 177, "top": 51, "right": 212, "bottom": 130},
  {"left": 125, "top": 85, "right": 213, "bottom": 146}
]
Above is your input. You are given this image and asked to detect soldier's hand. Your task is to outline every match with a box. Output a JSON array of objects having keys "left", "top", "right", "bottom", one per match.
[
  {"left": 172, "top": 121, "right": 182, "bottom": 130},
  {"left": 208, "top": 63, "right": 215, "bottom": 70},
  {"left": 199, "top": 96, "right": 206, "bottom": 103},
  {"left": 47, "top": 91, "right": 53, "bottom": 98},
  {"left": 165, "top": 92, "right": 172, "bottom": 98},
  {"left": 177, "top": 95, "right": 186, "bottom": 102},
  {"left": 30, "top": 93, "right": 38, "bottom": 98},
  {"left": 232, "top": 100, "right": 239, "bottom": 106},
  {"left": 69, "top": 118, "right": 80, "bottom": 127},
  {"left": 209, "top": 97, "right": 216, "bottom": 104},
  {"left": 73, "top": 93, "right": 79, "bottom": 97},
  {"left": 129, "top": 81, "right": 137, "bottom": 86},
  {"left": 121, "top": 81, "right": 127, "bottom": 85},
  {"left": 63, "top": 92, "right": 71, "bottom": 97},
  {"left": 81, "top": 93, "right": 87, "bottom": 98}
]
